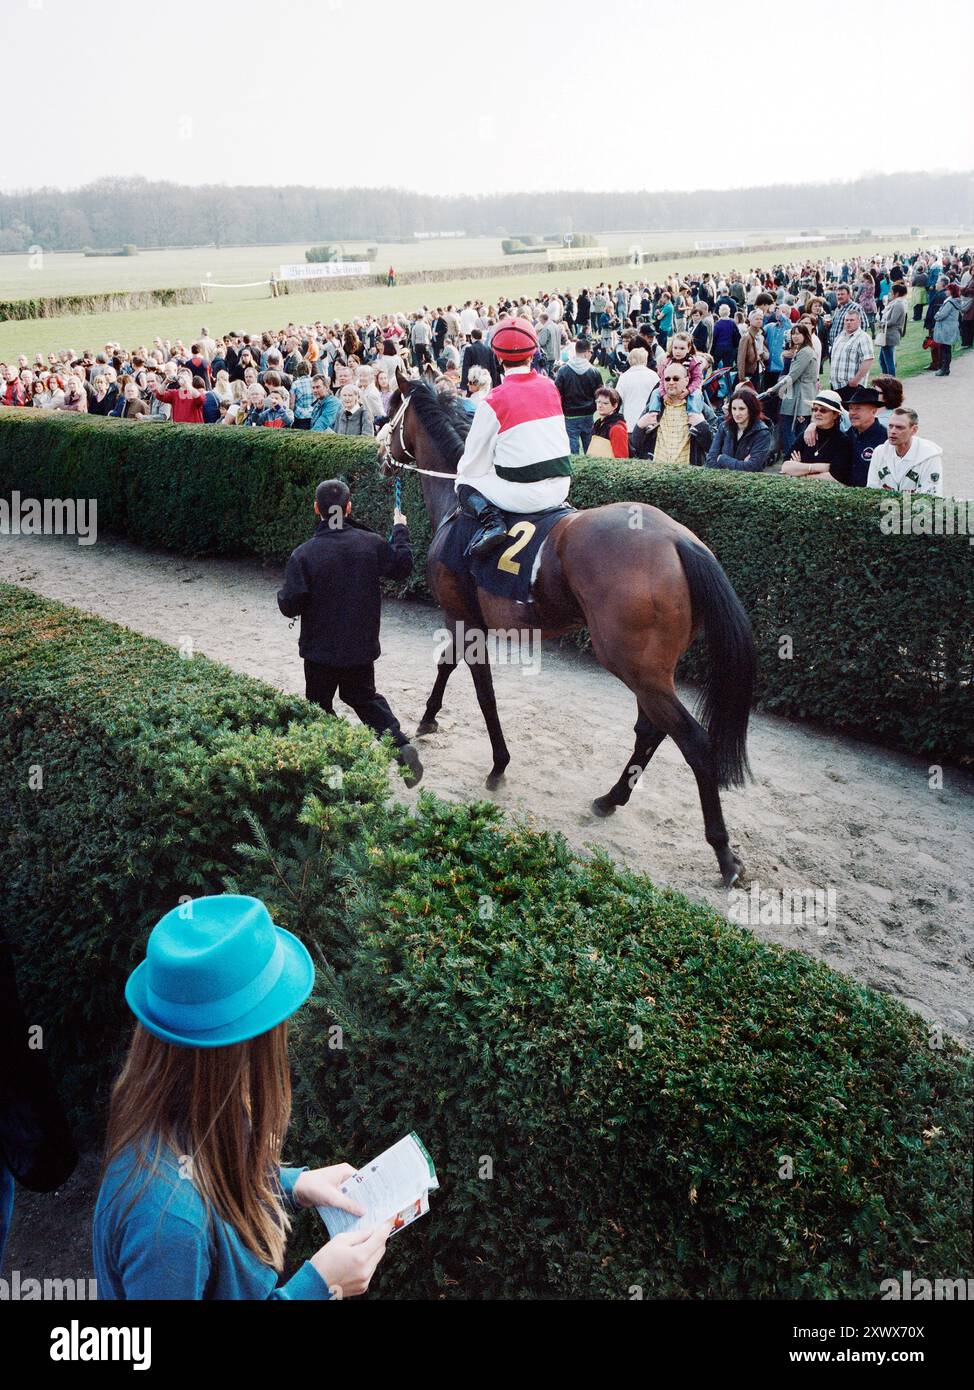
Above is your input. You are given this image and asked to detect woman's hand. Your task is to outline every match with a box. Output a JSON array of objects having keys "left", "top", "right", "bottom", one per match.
[
  {"left": 803, "top": 422, "right": 817, "bottom": 447},
  {"left": 311, "top": 1221, "right": 395, "bottom": 1298},
  {"left": 293, "top": 1164, "right": 365, "bottom": 1217}
]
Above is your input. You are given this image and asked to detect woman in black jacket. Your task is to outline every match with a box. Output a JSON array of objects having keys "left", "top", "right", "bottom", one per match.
[
  {"left": 575, "top": 289, "right": 591, "bottom": 336},
  {"left": 87, "top": 374, "right": 119, "bottom": 416},
  {"left": 705, "top": 389, "right": 772, "bottom": 472}
]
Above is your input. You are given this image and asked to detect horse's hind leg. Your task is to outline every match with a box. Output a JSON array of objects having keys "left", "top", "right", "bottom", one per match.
[
  {"left": 592, "top": 705, "right": 666, "bottom": 816},
  {"left": 596, "top": 683, "right": 742, "bottom": 889},
  {"left": 645, "top": 689, "right": 742, "bottom": 888}
]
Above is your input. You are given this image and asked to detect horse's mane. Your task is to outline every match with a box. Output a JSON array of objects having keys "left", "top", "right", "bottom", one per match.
[{"left": 405, "top": 379, "right": 471, "bottom": 467}]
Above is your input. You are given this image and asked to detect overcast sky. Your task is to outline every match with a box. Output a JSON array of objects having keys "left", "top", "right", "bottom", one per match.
[{"left": 4, "top": 0, "right": 972, "bottom": 196}]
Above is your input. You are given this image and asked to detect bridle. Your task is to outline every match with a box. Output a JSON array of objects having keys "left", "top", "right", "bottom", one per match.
[
  {"left": 376, "top": 392, "right": 414, "bottom": 462},
  {"left": 375, "top": 390, "right": 459, "bottom": 480}
]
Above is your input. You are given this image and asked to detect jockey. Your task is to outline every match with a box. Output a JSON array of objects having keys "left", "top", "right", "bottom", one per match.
[{"left": 455, "top": 317, "right": 572, "bottom": 557}]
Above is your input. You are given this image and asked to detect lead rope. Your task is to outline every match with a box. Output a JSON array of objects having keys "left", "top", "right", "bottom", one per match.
[{"left": 394, "top": 474, "right": 402, "bottom": 512}]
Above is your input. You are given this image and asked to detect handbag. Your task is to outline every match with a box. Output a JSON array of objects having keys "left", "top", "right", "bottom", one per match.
[
  {"left": 874, "top": 327, "right": 887, "bottom": 347},
  {"left": 586, "top": 433, "right": 615, "bottom": 458}
]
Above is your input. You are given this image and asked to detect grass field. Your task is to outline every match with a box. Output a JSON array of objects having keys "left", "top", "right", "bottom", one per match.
[
  {"left": 0, "top": 229, "right": 965, "bottom": 368},
  {"left": 7, "top": 227, "right": 959, "bottom": 298}
]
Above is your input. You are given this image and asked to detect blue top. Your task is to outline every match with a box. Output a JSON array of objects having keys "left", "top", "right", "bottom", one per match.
[
  {"left": 763, "top": 320, "right": 790, "bottom": 373},
  {"left": 93, "top": 1145, "right": 331, "bottom": 1300},
  {"left": 291, "top": 377, "right": 314, "bottom": 420},
  {"left": 310, "top": 395, "right": 341, "bottom": 431}
]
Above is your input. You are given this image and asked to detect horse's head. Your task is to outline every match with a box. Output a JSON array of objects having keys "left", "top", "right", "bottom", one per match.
[{"left": 376, "top": 366, "right": 421, "bottom": 478}]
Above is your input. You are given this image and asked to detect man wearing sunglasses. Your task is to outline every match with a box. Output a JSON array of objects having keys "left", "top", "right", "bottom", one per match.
[{"left": 631, "top": 361, "right": 712, "bottom": 465}]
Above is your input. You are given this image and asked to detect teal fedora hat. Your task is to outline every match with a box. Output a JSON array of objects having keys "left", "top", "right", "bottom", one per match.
[{"left": 125, "top": 895, "right": 314, "bottom": 1048}]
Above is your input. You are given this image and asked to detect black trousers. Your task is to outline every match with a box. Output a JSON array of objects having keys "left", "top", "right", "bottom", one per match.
[{"left": 304, "top": 660, "right": 407, "bottom": 748}]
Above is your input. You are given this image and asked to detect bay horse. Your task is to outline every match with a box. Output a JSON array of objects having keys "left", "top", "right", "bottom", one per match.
[{"left": 377, "top": 369, "right": 756, "bottom": 887}]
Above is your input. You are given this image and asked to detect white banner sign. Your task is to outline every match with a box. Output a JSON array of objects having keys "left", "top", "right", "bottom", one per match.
[
  {"left": 546, "top": 245, "right": 609, "bottom": 263},
  {"left": 279, "top": 262, "right": 370, "bottom": 280},
  {"left": 693, "top": 239, "right": 745, "bottom": 252}
]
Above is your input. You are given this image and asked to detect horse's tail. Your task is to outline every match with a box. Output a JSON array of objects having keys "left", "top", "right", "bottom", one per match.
[{"left": 674, "top": 536, "right": 756, "bottom": 789}]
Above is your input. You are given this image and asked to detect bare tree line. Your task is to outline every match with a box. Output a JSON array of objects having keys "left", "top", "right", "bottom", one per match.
[{"left": 0, "top": 172, "right": 970, "bottom": 253}]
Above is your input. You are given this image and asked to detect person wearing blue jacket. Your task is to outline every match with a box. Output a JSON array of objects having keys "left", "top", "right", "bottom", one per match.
[
  {"left": 705, "top": 389, "right": 773, "bottom": 471},
  {"left": 309, "top": 375, "right": 341, "bottom": 431},
  {"left": 92, "top": 894, "right": 394, "bottom": 1300}
]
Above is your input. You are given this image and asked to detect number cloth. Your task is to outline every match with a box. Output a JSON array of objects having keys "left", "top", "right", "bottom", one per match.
[{"left": 438, "top": 502, "right": 575, "bottom": 604}]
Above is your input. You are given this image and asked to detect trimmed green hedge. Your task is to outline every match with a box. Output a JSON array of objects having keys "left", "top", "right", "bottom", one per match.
[
  {"left": 0, "top": 583, "right": 387, "bottom": 1112},
  {"left": 0, "top": 286, "right": 201, "bottom": 321},
  {"left": 1, "top": 410, "right": 971, "bottom": 764},
  {"left": 1, "top": 585, "right": 970, "bottom": 1298}
]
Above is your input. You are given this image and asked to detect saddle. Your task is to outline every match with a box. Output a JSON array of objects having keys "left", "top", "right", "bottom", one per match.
[{"left": 438, "top": 503, "right": 575, "bottom": 604}]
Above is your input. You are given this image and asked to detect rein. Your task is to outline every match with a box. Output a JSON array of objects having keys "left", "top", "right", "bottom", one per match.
[{"left": 391, "top": 460, "right": 459, "bottom": 480}]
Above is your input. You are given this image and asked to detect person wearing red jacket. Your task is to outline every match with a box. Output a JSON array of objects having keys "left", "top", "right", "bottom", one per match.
[
  {"left": 2, "top": 366, "right": 28, "bottom": 407},
  {"left": 154, "top": 368, "right": 205, "bottom": 423},
  {"left": 590, "top": 386, "right": 629, "bottom": 457}
]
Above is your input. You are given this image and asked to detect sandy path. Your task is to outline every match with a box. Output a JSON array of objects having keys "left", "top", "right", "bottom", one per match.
[
  {"left": 2, "top": 533, "right": 973, "bottom": 1044},
  {"left": 898, "top": 341, "right": 973, "bottom": 499}
]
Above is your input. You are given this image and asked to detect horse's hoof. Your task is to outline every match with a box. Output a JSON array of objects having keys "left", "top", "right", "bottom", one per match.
[
  {"left": 721, "top": 860, "right": 745, "bottom": 890},
  {"left": 591, "top": 796, "right": 617, "bottom": 818},
  {"left": 485, "top": 769, "right": 506, "bottom": 791},
  {"left": 415, "top": 720, "right": 438, "bottom": 737}
]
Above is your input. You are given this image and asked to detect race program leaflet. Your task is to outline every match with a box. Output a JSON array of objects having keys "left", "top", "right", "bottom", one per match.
[{"left": 317, "top": 1132, "right": 439, "bottom": 1239}]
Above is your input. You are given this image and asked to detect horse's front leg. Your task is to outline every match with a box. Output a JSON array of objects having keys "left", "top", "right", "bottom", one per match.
[
  {"left": 416, "top": 655, "right": 457, "bottom": 735},
  {"left": 465, "top": 644, "right": 510, "bottom": 790}
]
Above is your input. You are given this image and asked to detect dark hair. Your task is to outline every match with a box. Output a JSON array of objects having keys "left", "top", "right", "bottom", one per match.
[
  {"left": 595, "top": 386, "right": 622, "bottom": 411},
  {"left": 872, "top": 374, "right": 904, "bottom": 410},
  {"left": 789, "top": 323, "right": 814, "bottom": 350},
  {"left": 892, "top": 281, "right": 908, "bottom": 297},
  {"left": 315, "top": 478, "right": 350, "bottom": 517},
  {"left": 575, "top": 337, "right": 592, "bottom": 354},
  {"left": 728, "top": 387, "right": 763, "bottom": 429}
]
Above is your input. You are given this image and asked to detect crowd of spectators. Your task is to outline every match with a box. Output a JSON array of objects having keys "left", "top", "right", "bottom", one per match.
[{"left": 2, "top": 244, "right": 969, "bottom": 497}]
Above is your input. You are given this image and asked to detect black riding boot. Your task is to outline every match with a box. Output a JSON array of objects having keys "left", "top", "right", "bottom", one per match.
[{"left": 457, "top": 484, "right": 509, "bottom": 558}]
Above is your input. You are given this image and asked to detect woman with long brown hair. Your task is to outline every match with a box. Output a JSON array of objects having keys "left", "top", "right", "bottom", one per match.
[{"left": 93, "top": 894, "right": 392, "bottom": 1299}]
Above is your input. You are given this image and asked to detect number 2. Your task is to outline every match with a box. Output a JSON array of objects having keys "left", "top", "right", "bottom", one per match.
[{"left": 497, "top": 520, "right": 536, "bottom": 575}]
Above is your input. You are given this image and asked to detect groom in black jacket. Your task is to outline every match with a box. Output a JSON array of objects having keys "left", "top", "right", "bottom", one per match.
[{"left": 277, "top": 478, "right": 423, "bottom": 785}]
